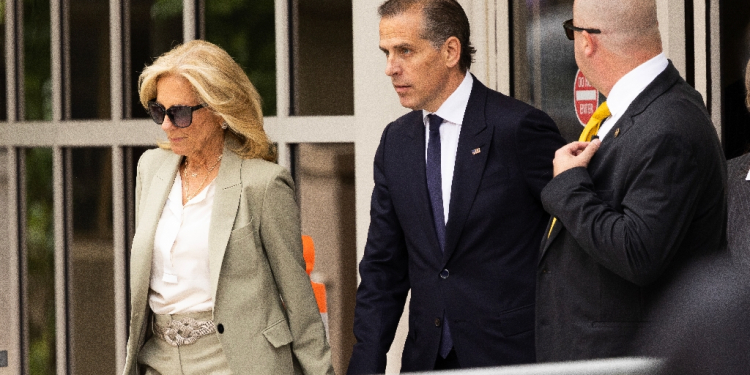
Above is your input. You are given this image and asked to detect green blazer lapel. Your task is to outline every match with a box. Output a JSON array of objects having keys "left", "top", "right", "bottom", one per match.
[
  {"left": 130, "top": 151, "right": 181, "bottom": 317},
  {"left": 207, "top": 141, "right": 243, "bottom": 304}
]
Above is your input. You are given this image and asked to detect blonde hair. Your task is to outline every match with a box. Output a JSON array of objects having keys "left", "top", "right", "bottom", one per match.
[{"left": 138, "top": 40, "right": 276, "bottom": 161}]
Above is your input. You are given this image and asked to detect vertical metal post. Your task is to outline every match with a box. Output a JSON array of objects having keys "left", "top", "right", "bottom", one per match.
[
  {"left": 274, "top": 0, "right": 293, "bottom": 175},
  {"left": 467, "top": 0, "right": 489, "bottom": 85},
  {"left": 277, "top": 143, "right": 291, "bottom": 170},
  {"left": 7, "top": 147, "right": 22, "bottom": 374},
  {"left": 530, "top": 0, "right": 541, "bottom": 107},
  {"left": 111, "top": 0, "right": 123, "bottom": 122},
  {"left": 183, "top": 0, "right": 196, "bottom": 42},
  {"left": 110, "top": 0, "right": 128, "bottom": 371},
  {"left": 122, "top": 0, "right": 132, "bottom": 119},
  {"left": 13, "top": 0, "right": 24, "bottom": 122},
  {"left": 197, "top": 0, "right": 205, "bottom": 40},
  {"left": 276, "top": 0, "right": 291, "bottom": 118},
  {"left": 51, "top": 0, "right": 66, "bottom": 122},
  {"left": 496, "top": 0, "right": 511, "bottom": 95},
  {"left": 709, "top": 0, "right": 721, "bottom": 136},
  {"left": 17, "top": 149, "right": 28, "bottom": 375},
  {"left": 52, "top": 147, "right": 68, "bottom": 375},
  {"left": 111, "top": 146, "right": 127, "bottom": 373},
  {"left": 693, "top": 0, "right": 708, "bottom": 103},
  {"left": 5, "top": 0, "right": 18, "bottom": 122}
]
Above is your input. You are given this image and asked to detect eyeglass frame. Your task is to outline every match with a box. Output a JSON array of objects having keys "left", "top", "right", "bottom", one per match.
[
  {"left": 147, "top": 100, "right": 206, "bottom": 128},
  {"left": 563, "top": 19, "right": 601, "bottom": 41}
]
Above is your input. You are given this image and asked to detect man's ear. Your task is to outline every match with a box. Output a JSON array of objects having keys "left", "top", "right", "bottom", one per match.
[
  {"left": 581, "top": 31, "right": 597, "bottom": 57},
  {"left": 442, "top": 36, "right": 462, "bottom": 69}
]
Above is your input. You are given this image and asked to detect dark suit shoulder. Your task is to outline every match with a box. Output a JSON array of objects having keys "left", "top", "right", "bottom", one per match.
[
  {"left": 481, "top": 85, "right": 557, "bottom": 130},
  {"left": 616, "top": 87, "right": 714, "bottom": 165},
  {"left": 385, "top": 110, "right": 422, "bottom": 135},
  {"left": 728, "top": 153, "right": 750, "bottom": 181},
  {"left": 631, "top": 64, "right": 711, "bottom": 137},
  {"left": 374, "top": 110, "right": 424, "bottom": 155},
  {"left": 727, "top": 153, "right": 750, "bottom": 267},
  {"left": 484, "top": 86, "right": 541, "bottom": 114}
]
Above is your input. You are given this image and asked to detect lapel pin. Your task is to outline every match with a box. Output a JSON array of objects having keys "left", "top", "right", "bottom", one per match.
[
  {"left": 471, "top": 148, "right": 481, "bottom": 155},
  {"left": 614, "top": 128, "right": 620, "bottom": 138}
]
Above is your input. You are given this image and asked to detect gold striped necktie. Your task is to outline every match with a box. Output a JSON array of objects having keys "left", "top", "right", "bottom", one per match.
[{"left": 548, "top": 102, "right": 610, "bottom": 239}]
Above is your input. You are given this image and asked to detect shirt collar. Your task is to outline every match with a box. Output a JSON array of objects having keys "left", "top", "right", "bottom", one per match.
[
  {"left": 422, "top": 71, "right": 474, "bottom": 126},
  {"left": 606, "top": 53, "right": 668, "bottom": 118}
]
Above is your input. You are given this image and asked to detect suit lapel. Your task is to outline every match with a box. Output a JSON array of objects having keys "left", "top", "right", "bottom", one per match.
[
  {"left": 207, "top": 139, "right": 243, "bottom": 303},
  {"left": 539, "top": 217, "right": 562, "bottom": 263},
  {"left": 601, "top": 61, "right": 681, "bottom": 142},
  {"left": 404, "top": 113, "right": 444, "bottom": 259},
  {"left": 739, "top": 178, "right": 750, "bottom": 249},
  {"left": 130, "top": 151, "right": 181, "bottom": 316},
  {"left": 444, "top": 77, "right": 490, "bottom": 263},
  {"left": 729, "top": 157, "right": 750, "bottom": 253}
]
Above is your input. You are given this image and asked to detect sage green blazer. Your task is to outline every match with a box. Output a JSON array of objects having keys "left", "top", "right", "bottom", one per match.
[{"left": 122, "top": 137, "right": 334, "bottom": 375}]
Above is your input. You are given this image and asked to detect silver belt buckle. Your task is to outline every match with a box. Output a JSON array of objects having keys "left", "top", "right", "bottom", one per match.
[{"left": 154, "top": 317, "right": 216, "bottom": 347}]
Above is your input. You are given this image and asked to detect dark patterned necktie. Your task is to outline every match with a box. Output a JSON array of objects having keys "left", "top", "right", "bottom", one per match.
[
  {"left": 426, "top": 113, "right": 453, "bottom": 358},
  {"left": 427, "top": 114, "right": 446, "bottom": 250}
]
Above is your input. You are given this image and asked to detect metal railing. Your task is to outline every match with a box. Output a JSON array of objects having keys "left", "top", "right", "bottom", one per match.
[{"left": 406, "top": 357, "right": 663, "bottom": 375}]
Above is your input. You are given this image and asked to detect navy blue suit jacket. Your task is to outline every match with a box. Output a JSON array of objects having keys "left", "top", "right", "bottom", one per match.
[{"left": 348, "top": 76, "right": 565, "bottom": 374}]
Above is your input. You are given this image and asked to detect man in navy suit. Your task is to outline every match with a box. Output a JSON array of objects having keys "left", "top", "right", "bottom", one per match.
[{"left": 347, "top": 0, "right": 565, "bottom": 373}]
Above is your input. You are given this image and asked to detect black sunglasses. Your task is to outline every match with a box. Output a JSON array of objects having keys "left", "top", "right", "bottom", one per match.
[
  {"left": 563, "top": 19, "right": 601, "bottom": 40},
  {"left": 147, "top": 100, "right": 206, "bottom": 128}
]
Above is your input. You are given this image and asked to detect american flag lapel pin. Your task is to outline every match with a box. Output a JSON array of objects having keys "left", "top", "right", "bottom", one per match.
[{"left": 472, "top": 148, "right": 481, "bottom": 155}]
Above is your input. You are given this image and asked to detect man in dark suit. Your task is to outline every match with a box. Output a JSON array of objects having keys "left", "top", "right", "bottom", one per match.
[
  {"left": 347, "top": 0, "right": 565, "bottom": 373},
  {"left": 727, "top": 59, "right": 750, "bottom": 268},
  {"left": 536, "top": 0, "right": 726, "bottom": 362}
]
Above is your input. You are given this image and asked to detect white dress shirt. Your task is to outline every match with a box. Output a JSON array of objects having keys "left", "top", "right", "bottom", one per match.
[
  {"left": 422, "top": 71, "right": 473, "bottom": 224},
  {"left": 148, "top": 173, "right": 215, "bottom": 314},
  {"left": 598, "top": 53, "right": 669, "bottom": 140}
]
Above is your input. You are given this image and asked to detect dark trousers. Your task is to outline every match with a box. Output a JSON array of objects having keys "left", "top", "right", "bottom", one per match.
[{"left": 434, "top": 349, "right": 460, "bottom": 370}]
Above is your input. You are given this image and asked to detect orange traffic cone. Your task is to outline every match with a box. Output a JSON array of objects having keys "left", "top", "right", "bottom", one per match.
[{"left": 302, "top": 235, "right": 328, "bottom": 339}]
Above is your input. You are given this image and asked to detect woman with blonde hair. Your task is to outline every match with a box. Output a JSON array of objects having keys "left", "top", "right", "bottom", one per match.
[{"left": 122, "top": 39, "right": 333, "bottom": 374}]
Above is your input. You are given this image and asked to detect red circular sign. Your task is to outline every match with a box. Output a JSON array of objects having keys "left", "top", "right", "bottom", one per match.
[{"left": 573, "top": 69, "right": 599, "bottom": 126}]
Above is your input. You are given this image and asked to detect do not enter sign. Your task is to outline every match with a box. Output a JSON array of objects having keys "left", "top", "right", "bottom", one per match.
[{"left": 573, "top": 69, "right": 599, "bottom": 126}]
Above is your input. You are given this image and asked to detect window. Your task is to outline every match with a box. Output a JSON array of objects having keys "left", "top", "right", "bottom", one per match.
[{"left": 512, "top": 0, "right": 587, "bottom": 142}]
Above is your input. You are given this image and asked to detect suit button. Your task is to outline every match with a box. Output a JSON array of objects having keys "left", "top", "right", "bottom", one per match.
[
  {"left": 217, "top": 323, "right": 224, "bottom": 334},
  {"left": 440, "top": 269, "right": 450, "bottom": 279},
  {"left": 434, "top": 318, "right": 441, "bottom": 327}
]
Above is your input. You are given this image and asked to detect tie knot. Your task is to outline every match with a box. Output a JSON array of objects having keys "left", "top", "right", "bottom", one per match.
[
  {"left": 428, "top": 114, "right": 443, "bottom": 133},
  {"left": 591, "top": 101, "right": 610, "bottom": 122},
  {"left": 578, "top": 101, "right": 610, "bottom": 142}
]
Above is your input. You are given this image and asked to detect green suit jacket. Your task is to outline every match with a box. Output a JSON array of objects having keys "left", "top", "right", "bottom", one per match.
[{"left": 122, "top": 137, "right": 333, "bottom": 374}]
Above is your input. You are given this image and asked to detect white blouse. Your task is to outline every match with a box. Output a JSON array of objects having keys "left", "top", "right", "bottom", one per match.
[{"left": 148, "top": 173, "right": 216, "bottom": 314}]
